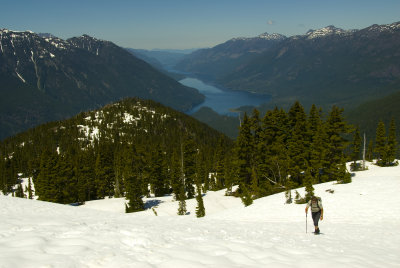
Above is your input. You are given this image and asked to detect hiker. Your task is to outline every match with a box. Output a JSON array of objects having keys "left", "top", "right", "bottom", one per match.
[{"left": 305, "top": 196, "right": 324, "bottom": 234}]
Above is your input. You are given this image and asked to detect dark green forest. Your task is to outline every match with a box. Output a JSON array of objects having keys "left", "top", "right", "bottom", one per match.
[
  {"left": 0, "top": 98, "right": 232, "bottom": 211},
  {"left": 233, "top": 101, "right": 397, "bottom": 205},
  {"left": 1, "top": 98, "right": 397, "bottom": 212}
]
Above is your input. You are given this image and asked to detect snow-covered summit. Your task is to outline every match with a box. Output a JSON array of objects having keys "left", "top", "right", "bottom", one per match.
[
  {"left": 258, "top": 32, "right": 287, "bottom": 40},
  {"left": 305, "top": 25, "right": 354, "bottom": 39},
  {"left": 230, "top": 33, "right": 286, "bottom": 42},
  {"left": 365, "top": 21, "right": 400, "bottom": 33}
]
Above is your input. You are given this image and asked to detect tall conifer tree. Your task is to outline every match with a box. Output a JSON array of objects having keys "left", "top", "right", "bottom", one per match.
[
  {"left": 236, "top": 113, "right": 254, "bottom": 191},
  {"left": 351, "top": 126, "right": 362, "bottom": 170},
  {"left": 195, "top": 185, "right": 205, "bottom": 217},
  {"left": 183, "top": 136, "right": 197, "bottom": 199},
  {"left": 375, "top": 121, "right": 387, "bottom": 166},
  {"left": 387, "top": 119, "right": 397, "bottom": 165},
  {"left": 308, "top": 105, "right": 329, "bottom": 183},
  {"left": 125, "top": 145, "right": 144, "bottom": 213},
  {"left": 287, "top": 101, "right": 308, "bottom": 185},
  {"left": 324, "top": 106, "right": 351, "bottom": 182}
]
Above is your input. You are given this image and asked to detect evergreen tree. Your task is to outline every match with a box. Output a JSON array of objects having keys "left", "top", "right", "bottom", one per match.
[
  {"left": 75, "top": 149, "right": 96, "bottom": 202},
  {"left": 304, "top": 168, "right": 314, "bottom": 202},
  {"left": 125, "top": 146, "right": 145, "bottom": 213},
  {"left": 94, "top": 143, "right": 115, "bottom": 199},
  {"left": 249, "top": 109, "right": 262, "bottom": 194},
  {"left": 294, "top": 190, "right": 306, "bottom": 204},
  {"left": 350, "top": 126, "right": 362, "bottom": 170},
  {"left": 337, "top": 161, "right": 352, "bottom": 184},
  {"left": 125, "top": 173, "right": 144, "bottom": 213},
  {"left": 170, "top": 151, "right": 182, "bottom": 200},
  {"left": 259, "top": 108, "right": 290, "bottom": 192},
  {"left": 36, "top": 149, "right": 59, "bottom": 202},
  {"left": 214, "top": 155, "right": 225, "bottom": 190},
  {"left": 366, "top": 140, "right": 374, "bottom": 161},
  {"left": 15, "top": 183, "right": 24, "bottom": 198},
  {"left": 324, "top": 106, "right": 351, "bottom": 182},
  {"left": 27, "top": 177, "right": 33, "bottom": 199},
  {"left": 224, "top": 155, "right": 235, "bottom": 196},
  {"left": 57, "top": 153, "right": 76, "bottom": 204},
  {"left": 183, "top": 136, "right": 197, "bottom": 199},
  {"left": 209, "top": 173, "right": 217, "bottom": 191},
  {"left": 177, "top": 184, "right": 187, "bottom": 215},
  {"left": 195, "top": 185, "right": 205, "bottom": 217},
  {"left": 196, "top": 154, "right": 208, "bottom": 193},
  {"left": 113, "top": 149, "right": 123, "bottom": 198},
  {"left": 375, "top": 121, "right": 387, "bottom": 166},
  {"left": 177, "top": 141, "right": 187, "bottom": 215},
  {"left": 236, "top": 113, "right": 254, "bottom": 191},
  {"left": 150, "top": 148, "right": 168, "bottom": 197},
  {"left": 387, "top": 118, "right": 397, "bottom": 165},
  {"left": 240, "top": 184, "right": 253, "bottom": 207},
  {"left": 287, "top": 101, "right": 308, "bottom": 186},
  {"left": 308, "top": 104, "right": 321, "bottom": 138},
  {"left": 250, "top": 166, "right": 260, "bottom": 198},
  {"left": 285, "top": 189, "right": 292, "bottom": 204},
  {"left": 0, "top": 157, "right": 4, "bottom": 194},
  {"left": 308, "top": 106, "right": 329, "bottom": 183}
]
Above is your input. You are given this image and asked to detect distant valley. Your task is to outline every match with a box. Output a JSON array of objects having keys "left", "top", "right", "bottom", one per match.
[
  {"left": 174, "top": 22, "right": 400, "bottom": 111},
  {"left": 167, "top": 22, "right": 400, "bottom": 139},
  {"left": 2, "top": 22, "right": 400, "bottom": 141}
]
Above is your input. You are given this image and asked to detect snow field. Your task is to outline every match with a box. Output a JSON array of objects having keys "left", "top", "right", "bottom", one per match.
[{"left": 1, "top": 162, "right": 400, "bottom": 267}]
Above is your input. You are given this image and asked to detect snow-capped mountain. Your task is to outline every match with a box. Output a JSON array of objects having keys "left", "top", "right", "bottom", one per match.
[
  {"left": 305, "top": 25, "right": 355, "bottom": 39},
  {"left": 230, "top": 32, "right": 287, "bottom": 42},
  {"left": 214, "top": 21, "right": 400, "bottom": 110},
  {"left": 0, "top": 29, "right": 204, "bottom": 140},
  {"left": 258, "top": 32, "right": 287, "bottom": 41},
  {"left": 175, "top": 32, "right": 287, "bottom": 80}
]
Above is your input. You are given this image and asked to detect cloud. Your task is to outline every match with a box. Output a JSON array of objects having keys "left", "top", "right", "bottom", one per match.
[{"left": 267, "top": 20, "right": 275, "bottom": 25}]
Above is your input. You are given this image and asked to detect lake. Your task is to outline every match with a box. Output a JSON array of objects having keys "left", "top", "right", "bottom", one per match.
[{"left": 179, "top": 77, "right": 270, "bottom": 116}]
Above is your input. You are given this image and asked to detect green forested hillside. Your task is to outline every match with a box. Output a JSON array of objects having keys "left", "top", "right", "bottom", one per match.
[
  {"left": 0, "top": 98, "right": 232, "bottom": 209},
  {"left": 191, "top": 107, "right": 240, "bottom": 139},
  {"left": 3, "top": 98, "right": 394, "bottom": 212}
]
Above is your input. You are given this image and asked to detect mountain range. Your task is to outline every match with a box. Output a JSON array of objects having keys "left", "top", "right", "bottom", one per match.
[
  {"left": 0, "top": 30, "right": 204, "bottom": 140},
  {"left": 175, "top": 22, "right": 400, "bottom": 111},
  {"left": 175, "top": 32, "right": 286, "bottom": 81}
]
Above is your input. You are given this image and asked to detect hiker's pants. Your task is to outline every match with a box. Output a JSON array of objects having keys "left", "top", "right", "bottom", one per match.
[{"left": 311, "top": 211, "right": 321, "bottom": 227}]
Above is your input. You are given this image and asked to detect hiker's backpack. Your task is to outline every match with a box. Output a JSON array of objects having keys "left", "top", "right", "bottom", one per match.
[
  {"left": 311, "top": 196, "right": 322, "bottom": 211},
  {"left": 315, "top": 197, "right": 322, "bottom": 208}
]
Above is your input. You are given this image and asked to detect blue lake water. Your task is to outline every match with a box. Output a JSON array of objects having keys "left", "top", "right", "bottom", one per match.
[{"left": 180, "top": 78, "right": 270, "bottom": 116}]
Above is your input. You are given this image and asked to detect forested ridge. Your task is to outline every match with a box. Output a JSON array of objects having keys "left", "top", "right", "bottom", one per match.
[
  {"left": 1, "top": 98, "right": 397, "bottom": 213},
  {"left": 0, "top": 98, "right": 232, "bottom": 211}
]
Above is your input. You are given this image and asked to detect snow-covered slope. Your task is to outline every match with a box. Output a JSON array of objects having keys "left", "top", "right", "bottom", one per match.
[{"left": 1, "top": 162, "right": 400, "bottom": 267}]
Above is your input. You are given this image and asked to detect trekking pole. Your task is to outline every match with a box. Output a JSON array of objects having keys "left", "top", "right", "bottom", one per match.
[{"left": 306, "top": 211, "right": 308, "bottom": 233}]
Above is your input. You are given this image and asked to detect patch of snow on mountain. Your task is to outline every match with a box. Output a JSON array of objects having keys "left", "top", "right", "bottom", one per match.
[
  {"left": 306, "top": 26, "right": 352, "bottom": 39},
  {"left": 258, "top": 33, "right": 286, "bottom": 41}
]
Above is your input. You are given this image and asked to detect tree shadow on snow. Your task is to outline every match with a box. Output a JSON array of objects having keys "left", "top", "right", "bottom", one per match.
[{"left": 144, "top": 200, "right": 163, "bottom": 209}]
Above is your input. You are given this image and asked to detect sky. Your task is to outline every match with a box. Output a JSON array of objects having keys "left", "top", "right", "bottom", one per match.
[{"left": 1, "top": 0, "right": 400, "bottom": 50}]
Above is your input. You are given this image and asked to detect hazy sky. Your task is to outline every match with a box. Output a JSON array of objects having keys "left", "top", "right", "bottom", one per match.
[{"left": 1, "top": 0, "right": 400, "bottom": 49}]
